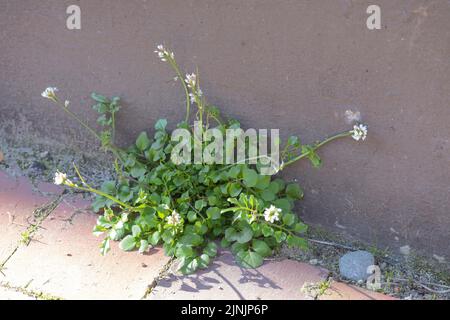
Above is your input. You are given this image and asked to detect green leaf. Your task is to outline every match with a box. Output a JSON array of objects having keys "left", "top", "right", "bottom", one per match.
[
  {"left": 228, "top": 183, "right": 242, "bottom": 197},
  {"left": 194, "top": 221, "right": 208, "bottom": 235},
  {"left": 236, "top": 250, "right": 264, "bottom": 269},
  {"left": 261, "top": 189, "right": 276, "bottom": 202},
  {"left": 274, "top": 198, "right": 292, "bottom": 213},
  {"left": 204, "top": 242, "right": 218, "bottom": 257},
  {"left": 179, "top": 257, "right": 199, "bottom": 275},
  {"left": 161, "top": 229, "right": 174, "bottom": 243},
  {"left": 131, "top": 225, "right": 141, "bottom": 238},
  {"left": 176, "top": 244, "right": 195, "bottom": 258},
  {"left": 274, "top": 231, "right": 287, "bottom": 243},
  {"left": 231, "top": 226, "right": 253, "bottom": 244},
  {"left": 221, "top": 238, "right": 231, "bottom": 248},
  {"left": 207, "top": 196, "right": 218, "bottom": 206},
  {"left": 243, "top": 168, "right": 258, "bottom": 188},
  {"left": 195, "top": 199, "right": 207, "bottom": 211},
  {"left": 282, "top": 214, "right": 295, "bottom": 226},
  {"left": 228, "top": 166, "right": 241, "bottom": 179},
  {"left": 261, "top": 225, "right": 274, "bottom": 237},
  {"left": 136, "top": 132, "right": 151, "bottom": 151},
  {"left": 100, "top": 238, "right": 111, "bottom": 256},
  {"left": 198, "top": 254, "right": 210, "bottom": 268},
  {"left": 149, "top": 231, "right": 161, "bottom": 246},
  {"left": 92, "top": 197, "right": 107, "bottom": 212},
  {"left": 267, "top": 181, "right": 281, "bottom": 194},
  {"left": 294, "top": 222, "right": 308, "bottom": 234},
  {"left": 287, "top": 136, "right": 300, "bottom": 148},
  {"left": 302, "top": 145, "right": 322, "bottom": 168},
  {"left": 91, "top": 92, "right": 109, "bottom": 103},
  {"left": 179, "top": 233, "right": 203, "bottom": 246},
  {"left": 225, "top": 227, "right": 237, "bottom": 242},
  {"left": 119, "top": 235, "right": 136, "bottom": 251},
  {"left": 187, "top": 211, "right": 197, "bottom": 223},
  {"left": 130, "top": 164, "right": 146, "bottom": 178},
  {"left": 138, "top": 240, "right": 149, "bottom": 254},
  {"left": 206, "top": 207, "right": 221, "bottom": 220},
  {"left": 252, "top": 239, "right": 272, "bottom": 257},
  {"left": 101, "top": 181, "right": 116, "bottom": 194},
  {"left": 286, "top": 184, "right": 304, "bottom": 200},
  {"left": 287, "top": 235, "right": 308, "bottom": 250},
  {"left": 155, "top": 119, "right": 168, "bottom": 131},
  {"left": 255, "top": 175, "right": 271, "bottom": 190}
]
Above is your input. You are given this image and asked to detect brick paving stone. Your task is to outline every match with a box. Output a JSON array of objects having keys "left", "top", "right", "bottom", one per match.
[
  {"left": 319, "top": 281, "right": 397, "bottom": 300},
  {"left": 2, "top": 194, "right": 171, "bottom": 300},
  {"left": 149, "top": 251, "right": 329, "bottom": 300},
  {"left": 0, "top": 171, "right": 52, "bottom": 262}
]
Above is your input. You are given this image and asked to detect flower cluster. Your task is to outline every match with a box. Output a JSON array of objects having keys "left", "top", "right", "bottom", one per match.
[
  {"left": 263, "top": 205, "right": 282, "bottom": 223},
  {"left": 154, "top": 44, "right": 174, "bottom": 62},
  {"left": 53, "top": 171, "right": 74, "bottom": 187},
  {"left": 351, "top": 124, "right": 368, "bottom": 141},
  {"left": 166, "top": 210, "right": 182, "bottom": 226},
  {"left": 41, "top": 87, "right": 58, "bottom": 101},
  {"left": 185, "top": 73, "right": 203, "bottom": 104},
  {"left": 185, "top": 73, "right": 197, "bottom": 88}
]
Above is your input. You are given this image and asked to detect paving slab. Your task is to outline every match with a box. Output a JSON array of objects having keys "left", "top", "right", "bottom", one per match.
[
  {"left": 149, "top": 252, "right": 329, "bottom": 300},
  {"left": 0, "top": 171, "right": 54, "bottom": 262},
  {"left": 2, "top": 194, "right": 171, "bottom": 300},
  {"left": 319, "top": 281, "right": 397, "bottom": 300},
  {"left": 0, "top": 285, "right": 35, "bottom": 300}
]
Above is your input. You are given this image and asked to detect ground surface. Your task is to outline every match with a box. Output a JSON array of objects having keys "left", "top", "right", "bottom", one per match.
[{"left": 0, "top": 170, "right": 396, "bottom": 300}]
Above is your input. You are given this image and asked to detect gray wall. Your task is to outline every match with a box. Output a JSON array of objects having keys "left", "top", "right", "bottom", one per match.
[{"left": 1, "top": 0, "right": 449, "bottom": 258}]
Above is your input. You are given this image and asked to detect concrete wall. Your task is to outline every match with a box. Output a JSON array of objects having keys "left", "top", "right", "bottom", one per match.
[{"left": 1, "top": 0, "right": 449, "bottom": 258}]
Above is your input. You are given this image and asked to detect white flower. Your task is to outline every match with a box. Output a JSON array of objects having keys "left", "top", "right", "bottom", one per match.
[
  {"left": 351, "top": 124, "right": 368, "bottom": 141},
  {"left": 263, "top": 205, "right": 282, "bottom": 223},
  {"left": 154, "top": 44, "right": 173, "bottom": 62},
  {"left": 166, "top": 210, "right": 182, "bottom": 226},
  {"left": 197, "top": 88, "right": 203, "bottom": 97},
  {"left": 189, "top": 93, "right": 196, "bottom": 103},
  {"left": 54, "top": 171, "right": 67, "bottom": 185},
  {"left": 41, "top": 87, "right": 58, "bottom": 100},
  {"left": 185, "top": 73, "right": 197, "bottom": 88},
  {"left": 64, "top": 100, "right": 70, "bottom": 108}
]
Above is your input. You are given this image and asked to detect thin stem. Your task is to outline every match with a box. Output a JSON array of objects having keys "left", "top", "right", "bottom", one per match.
[
  {"left": 69, "top": 163, "right": 131, "bottom": 209},
  {"left": 73, "top": 163, "right": 90, "bottom": 188},
  {"left": 57, "top": 101, "right": 101, "bottom": 142},
  {"left": 267, "top": 222, "right": 294, "bottom": 235},
  {"left": 166, "top": 57, "right": 191, "bottom": 123},
  {"left": 111, "top": 111, "right": 116, "bottom": 143},
  {"left": 71, "top": 184, "right": 131, "bottom": 209},
  {"left": 282, "top": 131, "right": 352, "bottom": 169}
]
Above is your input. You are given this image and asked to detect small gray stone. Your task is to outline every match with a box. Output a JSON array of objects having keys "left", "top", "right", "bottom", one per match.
[
  {"left": 339, "top": 250, "right": 375, "bottom": 281},
  {"left": 309, "top": 259, "right": 319, "bottom": 265}
]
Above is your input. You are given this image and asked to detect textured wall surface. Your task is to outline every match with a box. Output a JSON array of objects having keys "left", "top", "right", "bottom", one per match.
[{"left": 1, "top": 0, "right": 449, "bottom": 258}]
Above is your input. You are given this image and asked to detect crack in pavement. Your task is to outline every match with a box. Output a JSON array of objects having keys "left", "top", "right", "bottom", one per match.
[
  {"left": 0, "top": 192, "right": 65, "bottom": 272},
  {"left": 142, "top": 257, "right": 176, "bottom": 299},
  {"left": 0, "top": 281, "right": 62, "bottom": 300}
]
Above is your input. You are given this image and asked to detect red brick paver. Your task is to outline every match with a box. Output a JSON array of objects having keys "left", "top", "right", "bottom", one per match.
[
  {"left": 0, "top": 172, "right": 53, "bottom": 262},
  {"left": 2, "top": 194, "right": 171, "bottom": 300},
  {"left": 149, "top": 252, "right": 329, "bottom": 300},
  {"left": 319, "top": 281, "right": 397, "bottom": 300}
]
